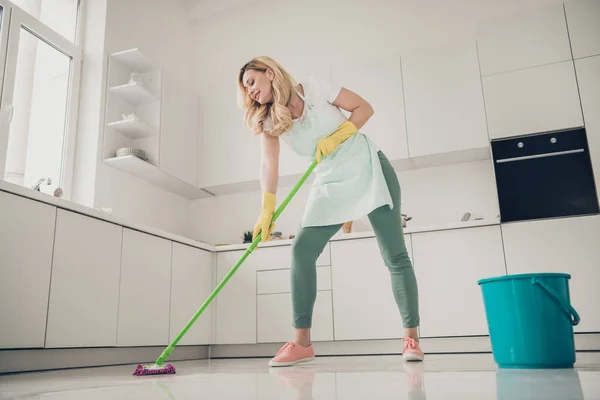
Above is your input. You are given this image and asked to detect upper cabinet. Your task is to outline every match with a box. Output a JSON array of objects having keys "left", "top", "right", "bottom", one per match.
[
  {"left": 160, "top": 71, "right": 199, "bottom": 187},
  {"left": 332, "top": 56, "right": 408, "bottom": 161},
  {"left": 477, "top": 4, "right": 572, "bottom": 76},
  {"left": 565, "top": 0, "right": 600, "bottom": 60},
  {"left": 402, "top": 41, "right": 489, "bottom": 157},
  {"left": 575, "top": 55, "right": 600, "bottom": 192},
  {"left": 483, "top": 61, "right": 583, "bottom": 139}
]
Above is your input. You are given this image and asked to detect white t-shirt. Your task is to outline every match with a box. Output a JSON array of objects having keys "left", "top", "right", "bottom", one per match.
[{"left": 262, "top": 77, "right": 343, "bottom": 133}]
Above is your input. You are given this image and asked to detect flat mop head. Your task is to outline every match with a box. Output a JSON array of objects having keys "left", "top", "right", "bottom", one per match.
[{"left": 133, "top": 363, "right": 176, "bottom": 376}]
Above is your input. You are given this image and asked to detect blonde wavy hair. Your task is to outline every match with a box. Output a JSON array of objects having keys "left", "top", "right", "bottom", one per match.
[{"left": 237, "top": 56, "right": 296, "bottom": 136}]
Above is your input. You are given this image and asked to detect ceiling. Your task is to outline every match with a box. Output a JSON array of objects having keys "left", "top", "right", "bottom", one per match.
[{"left": 183, "top": 0, "right": 272, "bottom": 22}]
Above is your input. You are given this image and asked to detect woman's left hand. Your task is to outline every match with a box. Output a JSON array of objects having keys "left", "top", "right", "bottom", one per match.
[{"left": 315, "top": 120, "right": 358, "bottom": 162}]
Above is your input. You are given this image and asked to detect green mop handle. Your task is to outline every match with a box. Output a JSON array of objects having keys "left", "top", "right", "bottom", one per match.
[{"left": 155, "top": 159, "right": 318, "bottom": 366}]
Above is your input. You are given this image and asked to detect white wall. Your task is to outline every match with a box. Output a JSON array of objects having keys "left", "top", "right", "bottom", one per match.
[
  {"left": 192, "top": 0, "right": 573, "bottom": 93},
  {"left": 92, "top": 0, "right": 197, "bottom": 236},
  {"left": 188, "top": 0, "right": 578, "bottom": 244},
  {"left": 190, "top": 160, "right": 499, "bottom": 245}
]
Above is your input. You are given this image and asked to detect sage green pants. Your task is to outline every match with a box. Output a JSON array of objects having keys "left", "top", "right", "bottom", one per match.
[{"left": 291, "top": 151, "right": 420, "bottom": 329}]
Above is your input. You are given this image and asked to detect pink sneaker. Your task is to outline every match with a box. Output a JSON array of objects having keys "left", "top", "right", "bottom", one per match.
[
  {"left": 269, "top": 341, "right": 315, "bottom": 367},
  {"left": 402, "top": 337, "right": 424, "bottom": 362}
]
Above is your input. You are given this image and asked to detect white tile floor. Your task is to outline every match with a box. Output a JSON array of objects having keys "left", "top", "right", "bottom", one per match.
[{"left": 1, "top": 353, "right": 599, "bottom": 400}]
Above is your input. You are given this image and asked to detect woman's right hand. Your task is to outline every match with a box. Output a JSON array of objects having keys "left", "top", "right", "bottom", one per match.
[{"left": 253, "top": 192, "right": 276, "bottom": 242}]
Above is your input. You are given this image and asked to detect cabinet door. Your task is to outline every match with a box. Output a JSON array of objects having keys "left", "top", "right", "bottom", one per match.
[
  {"left": 330, "top": 236, "right": 413, "bottom": 340},
  {"left": 477, "top": 4, "right": 572, "bottom": 76},
  {"left": 483, "top": 61, "right": 583, "bottom": 139},
  {"left": 412, "top": 226, "right": 506, "bottom": 337},
  {"left": 565, "top": 1, "right": 600, "bottom": 60},
  {"left": 46, "top": 210, "right": 122, "bottom": 348},
  {"left": 575, "top": 56, "right": 600, "bottom": 193},
  {"left": 257, "top": 291, "right": 334, "bottom": 343},
  {"left": 170, "top": 243, "right": 213, "bottom": 345},
  {"left": 215, "top": 250, "right": 257, "bottom": 344},
  {"left": 0, "top": 192, "right": 55, "bottom": 348},
  {"left": 160, "top": 72, "right": 198, "bottom": 186},
  {"left": 117, "top": 229, "right": 172, "bottom": 346},
  {"left": 402, "top": 41, "right": 488, "bottom": 157},
  {"left": 501, "top": 216, "right": 600, "bottom": 332},
  {"left": 199, "top": 93, "right": 260, "bottom": 189},
  {"left": 332, "top": 56, "right": 408, "bottom": 161}
]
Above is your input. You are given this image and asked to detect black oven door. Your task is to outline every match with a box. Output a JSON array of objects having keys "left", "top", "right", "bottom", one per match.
[{"left": 492, "top": 128, "right": 599, "bottom": 223}]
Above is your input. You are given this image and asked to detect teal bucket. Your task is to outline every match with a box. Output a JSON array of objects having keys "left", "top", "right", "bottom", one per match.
[{"left": 478, "top": 273, "right": 580, "bottom": 369}]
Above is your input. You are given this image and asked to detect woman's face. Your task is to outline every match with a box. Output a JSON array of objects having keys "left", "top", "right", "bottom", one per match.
[{"left": 242, "top": 68, "right": 274, "bottom": 105}]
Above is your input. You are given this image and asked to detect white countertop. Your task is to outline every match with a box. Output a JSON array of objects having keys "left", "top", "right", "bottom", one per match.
[
  {"left": 0, "top": 180, "right": 214, "bottom": 252},
  {"left": 214, "top": 219, "right": 500, "bottom": 252},
  {"left": 0, "top": 180, "right": 500, "bottom": 254}
]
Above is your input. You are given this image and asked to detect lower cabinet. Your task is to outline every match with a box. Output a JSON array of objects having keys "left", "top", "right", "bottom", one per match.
[
  {"left": 46, "top": 210, "right": 122, "bottom": 347},
  {"left": 501, "top": 215, "right": 600, "bottom": 333},
  {"left": 169, "top": 243, "right": 214, "bottom": 345},
  {"left": 257, "top": 291, "right": 334, "bottom": 343},
  {"left": 412, "top": 226, "right": 506, "bottom": 337},
  {"left": 215, "top": 250, "right": 257, "bottom": 344},
  {"left": 331, "top": 236, "right": 413, "bottom": 341},
  {"left": 0, "top": 191, "right": 56, "bottom": 348},
  {"left": 117, "top": 229, "right": 172, "bottom": 346}
]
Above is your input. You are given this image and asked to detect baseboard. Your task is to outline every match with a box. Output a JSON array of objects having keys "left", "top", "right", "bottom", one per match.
[
  {"left": 209, "top": 333, "right": 600, "bottom": 359},
  {"left": 0, "top": 345, "right": 209, "bottom": 374}
]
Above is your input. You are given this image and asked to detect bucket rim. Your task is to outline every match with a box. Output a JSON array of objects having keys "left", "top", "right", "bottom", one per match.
[{"left": 478, "top": 272, "right": 571, "bottom": 285}]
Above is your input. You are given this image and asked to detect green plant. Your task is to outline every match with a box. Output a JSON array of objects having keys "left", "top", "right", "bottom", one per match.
[{"left": 242, "top": 230, "right": 253, "bottom": 243}]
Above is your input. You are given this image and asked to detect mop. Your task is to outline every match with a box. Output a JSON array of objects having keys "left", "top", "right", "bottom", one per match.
[{"left": 133, "top": 159, "right": 318, "bottom": 376}]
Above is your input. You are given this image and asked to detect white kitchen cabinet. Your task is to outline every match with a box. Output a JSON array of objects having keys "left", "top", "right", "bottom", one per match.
[
  {"left": 215, "top": 243, "right": 329, "bottom": 344},
  {"left": 169, "top": 243, "right": 214, "bottom": 345},
  {"left": 402, "top": 41, "right": 489, "bottom": 157},
  {"left": 411, "top": 226, "right": 506, "bottom": 337},
  {"left": 483, "top": 61, "right": 583, "bottom": 139},
  {"left": 0, "top": 192, "right": 56, "bottom": 348},
  {"left": 565, "top": 1, "right": 600, "bottom": 60},
  {"left": 501, "top": 216, "right": 600, "bottom": 333},
  {"left": 215, "top": 250, "right": 257, "bottom": 344},
  {"left": 330, "top": 236, "right": 413, "bottom": 341},
  {"left": 331, "top": 56, "right": 408, "bottom": 161},
  {"left": 257, "top": 266, "right": 331, "bottom": 294},
  {"left": 117, "top": 229, "right": 172, "bottom": 346},
  {"left": 257, "top": 291, "right": 334, "bottom": 343},
  {"left": 46, "top": 210, "right": 122, "bottom": 348},
  {"left": 252, "top": 243, "right": 330, "bottom": 271},
  {"left": 575, "top": 56, "right": 600, "bottom": 193},
  {"left": 477, "top": 4, "right": 572, "bottom": 76},
  {"left": 199, "top": 93, "right": 260, "bottom": 190},
  {"left": 160, "top": 72, "right": 198, "bottom": 187}
]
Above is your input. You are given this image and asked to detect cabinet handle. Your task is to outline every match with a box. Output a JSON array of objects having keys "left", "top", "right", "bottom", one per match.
[{"left": 496, "top": 149, "right": 584, "bottom": 164}]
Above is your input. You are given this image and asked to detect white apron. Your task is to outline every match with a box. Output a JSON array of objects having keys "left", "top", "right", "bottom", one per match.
[{"left": 280, "top": 78, "right": 393, "bottom": 228}]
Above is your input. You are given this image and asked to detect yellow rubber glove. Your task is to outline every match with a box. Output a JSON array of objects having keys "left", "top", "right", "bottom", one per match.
[
  {"left": 253, "top": 192, "right": 276, "bottom": 242},
  {"left": 315, "top": 120, "right": 358, "bottom": 163}
]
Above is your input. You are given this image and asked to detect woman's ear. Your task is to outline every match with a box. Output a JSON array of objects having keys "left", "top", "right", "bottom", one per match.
[{"left": 266, "top": 68, "right": 275, "bottom": 81}]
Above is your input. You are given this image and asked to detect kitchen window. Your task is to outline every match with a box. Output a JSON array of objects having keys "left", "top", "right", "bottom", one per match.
[{"left": 0, "top": 0, "right": 82, "bottom": 198}]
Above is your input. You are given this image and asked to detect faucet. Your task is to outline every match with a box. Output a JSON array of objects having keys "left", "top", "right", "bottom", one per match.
[{"left": 32, "top": 177, "right": 51, "bottom": 191}]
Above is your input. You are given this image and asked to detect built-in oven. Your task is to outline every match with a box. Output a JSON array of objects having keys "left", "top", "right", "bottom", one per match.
[{"left": 491, "top": 128, "right": 599, "bottom": 223}]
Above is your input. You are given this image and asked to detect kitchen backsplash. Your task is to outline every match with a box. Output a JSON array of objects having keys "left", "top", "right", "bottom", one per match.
[{"left": 189, "top": 159, "right": 500, "bottom": 245}]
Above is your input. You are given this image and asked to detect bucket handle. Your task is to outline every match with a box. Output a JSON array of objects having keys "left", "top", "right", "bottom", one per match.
[{"left": 533, "top": 278, "right": 580, "bottom": 326}]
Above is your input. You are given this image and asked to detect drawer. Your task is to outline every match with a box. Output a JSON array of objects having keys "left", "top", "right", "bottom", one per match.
[
  {"left": 257, "top": 291, "right": 334, "bottom": 343},
  {"left": 252, "top": 243, "right": 331, "bottom": 271},
  {"left": 257, "top": 266, "right": 331, "bottom": 294}
]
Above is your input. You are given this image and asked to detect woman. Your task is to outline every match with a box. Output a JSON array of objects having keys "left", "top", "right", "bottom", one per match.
[{"left": 237, "top": 56, "right": 423, "bottom": 367}]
